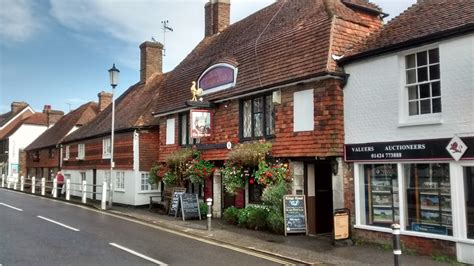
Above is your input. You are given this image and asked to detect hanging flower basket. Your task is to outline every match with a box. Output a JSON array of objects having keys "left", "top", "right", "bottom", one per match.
[
  {"left": 149, "top": 162, "right": 168, "bottom": 185},
  {"left": 186, "top": 158, "right": 215, "bottom": 184},
  {"left": 228, "top": 140, "right": 272, "bottom": 167},
  {"left": 254, "top": 160, "right": 292, "bottom": 186},
  {"left": 221, "top": 160, "right": 246, "bottom": 194}
]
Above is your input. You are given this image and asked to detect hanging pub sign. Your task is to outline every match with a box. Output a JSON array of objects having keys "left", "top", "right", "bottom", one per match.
[
  {"left": 190, "top": 109, "right": 212, "bottom": 139},
  {"left": 345, "top": 137, "right": 474, "bottom": 162}
]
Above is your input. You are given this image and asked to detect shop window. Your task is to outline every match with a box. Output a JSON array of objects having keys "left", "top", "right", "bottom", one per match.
[
  {"left": 405, "top": 163, "right": 452, "bottom": 236},
  {"left": 360, "top": 164, "right": 399, "bottom": 228},
  {"left": 464, "top": 167, "right": 474, "bottom": 239},
  {"left": 240, "top": 94, "right": 275, "bottom": 139},
  {"left": 405, "top": 48, "right": 441, "bottom": 116}
]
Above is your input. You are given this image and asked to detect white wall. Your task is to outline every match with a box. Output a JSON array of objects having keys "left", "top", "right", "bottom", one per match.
[
  {"left": 8, "top": 124, "right": 47, "bottom": 177},
  {"left": 344, "top": 34, "right": 474, "bottom": 144}
]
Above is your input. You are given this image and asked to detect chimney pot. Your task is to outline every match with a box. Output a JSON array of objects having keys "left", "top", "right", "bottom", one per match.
[
  {"left": 43, "top": 105, "right": 52, "bottom": 113},
  {"left": 98, "top": 91, "right": 113, "bottom": 112},
  {"left": 139, "top": 41, "right": 164, "bottom": 82}
]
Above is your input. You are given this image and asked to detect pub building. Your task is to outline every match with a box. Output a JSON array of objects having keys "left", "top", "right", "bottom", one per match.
[
  {"left": 149, "top": 0, "right": 384, "bottom": 235},
  {"left": 341, "top": 0, "right": 474, "bottom": 263}
]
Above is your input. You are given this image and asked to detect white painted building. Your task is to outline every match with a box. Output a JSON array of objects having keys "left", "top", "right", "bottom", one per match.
[{"left": 342, "top": 1, "right": 474, "bottom": 263}]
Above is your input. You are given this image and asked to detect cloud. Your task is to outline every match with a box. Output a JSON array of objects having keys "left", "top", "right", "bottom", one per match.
[{"left": 0, "top": 0, "right": 43, "bottom": 43}]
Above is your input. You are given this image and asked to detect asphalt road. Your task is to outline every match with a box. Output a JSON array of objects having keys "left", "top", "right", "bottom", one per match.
[{"left": 0, "top": 189, "right": 289, "bottom": 265}]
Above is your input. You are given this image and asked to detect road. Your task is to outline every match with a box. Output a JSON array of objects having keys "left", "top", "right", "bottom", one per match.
[{"left": 0, "top": 189, "right": 290, "bottom": 265}]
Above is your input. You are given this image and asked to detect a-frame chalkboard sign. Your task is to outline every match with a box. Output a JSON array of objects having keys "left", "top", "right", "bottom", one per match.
[
  {"left": 179, "top": 193, "right": 201, "bottom": 221},
  {"left": 283, "top": 195, "right": 308, "bottom": 236},
  {"left": 168, "top": 188, "right": 186, "bottom": 217}
]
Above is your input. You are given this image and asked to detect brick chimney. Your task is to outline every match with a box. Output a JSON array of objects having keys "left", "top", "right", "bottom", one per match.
[
  {"left": 139, "top": 41, "right": 163, "bottom": 82},
  {"left": 205, "top": 0, "right": 230, "bottom": 37},
  {"left": 98, "top": 91, "right": 112, "bottom": 112},
  {"left": 43, "top": 105, "right": 64, "bottom": 126},
  {"left": 11, "top": 101, "right": 28, "bottom": 113}
]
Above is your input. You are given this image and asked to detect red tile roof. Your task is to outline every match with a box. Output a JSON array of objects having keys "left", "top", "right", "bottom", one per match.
[
  {"left": 150, "top": 0, "right": 382, "bottom": 115},
  {"left": 62, "top": 73, "right": 165, "bottom": 143},
  {"left": 25, "top": 102, "right": 99, "bottom": 150},
  {"left": 0, "top": 106, "right": 29, "bottom": 127},
  {"left": 23, "top": 113, "right": 48, "bottom": 126},
  {"left": 343, "top": 0, "right": 474, "bottom": 62}
]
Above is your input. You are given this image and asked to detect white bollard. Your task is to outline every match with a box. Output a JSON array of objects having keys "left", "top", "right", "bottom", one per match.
[
  {"left": 1, "top": 174, "right": 4, "bottom": 188},
  {"left": 20, "top": 176, "right": 24, "bottom": 191},
  {"left": 32, "top": 176, "right": 36, "bottom": 194},
  {"left": 53, "top": 178, "right": 57, "bottom": 198},
  {"left": 66, "top": 179, "right": 71, "bottom": 200},
  {"left": 101, "top": 181, "right": 107, "bottom": 210},
  {"left": 41, "top": 178, "right": 45, "bottom": 196},
  {"left": 7, "top": 177, "right": 11, "bottom": 189},
  {"left": 82, "top": 180, "right": 87, "bottom": 204},
  {"left": 13, "top": 177, "right": 18, "bottom": 190}
]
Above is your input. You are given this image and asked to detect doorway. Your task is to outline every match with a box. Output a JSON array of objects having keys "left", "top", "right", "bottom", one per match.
[
  {"left": 93, "top": 169, "right": 97, "bottom": 200},
  {"left": 306, "top": 160, "right": 333, "bottom": 234}
]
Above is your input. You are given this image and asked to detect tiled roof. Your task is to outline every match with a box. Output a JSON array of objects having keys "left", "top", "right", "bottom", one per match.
[
  {"left": 151, "top": 0, "right": 380, "bottom": 115},
  {"left": 62, "top": 73, "right": 165, "bottom": 143},
  {"left": 25, "top": 102, "right": 99, "bottom": 150},
  {"left": 344, "top": 0, "right": 474, "bottom": 62},
  {"left": 0, "top": 106, "right": 28, "bottom": 127},
  {"left": 23, "top": 113, "right": 48, "bottom": 126}
]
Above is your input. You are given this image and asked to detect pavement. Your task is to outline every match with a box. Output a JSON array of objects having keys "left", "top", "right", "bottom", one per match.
[{"left": 1, "top": 188, "right": 454, "bottom": 265}]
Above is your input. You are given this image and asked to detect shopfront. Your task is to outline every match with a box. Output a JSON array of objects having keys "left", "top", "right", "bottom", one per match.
[{"left": 345, "top": 136, "right": 474, "bottom": 264}]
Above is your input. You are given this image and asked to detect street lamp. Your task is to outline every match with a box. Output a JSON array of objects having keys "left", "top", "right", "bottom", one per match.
[{"left": 108, "top": 64, "right": 119, "bottom": 207}]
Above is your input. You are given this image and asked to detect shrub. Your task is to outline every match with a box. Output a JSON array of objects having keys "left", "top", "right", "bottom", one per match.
[
  {"left": 162, "top": 171, "right": 178, "bottom": 185},
  {"left": 246, "top": 206, "right": 269, "bottom": 230},
  {"left": 199, "top": 202, "right": 208, "bottom": 219},
  {"left": 237, "top": 207, "right": 251, "bottom": 228},
  {"left": 262, "top": 181, "right": 290, "bottom": 214},
  {"left": 266, "top": 209, "right": 285, "bottom": 234},
  {"left": 223, "top": 207, "right": 240, "bottom": 225}
]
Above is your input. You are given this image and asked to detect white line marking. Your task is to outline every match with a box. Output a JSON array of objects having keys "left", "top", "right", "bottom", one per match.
[
  {"left": 0, "top": 202, "right": 23, "bottom": 212},
  {"left": 37, "top": 216, "right": 80, "bottom": 232},
  {"left": 110, "top": 243, "right": 167, "bottom": 265}
]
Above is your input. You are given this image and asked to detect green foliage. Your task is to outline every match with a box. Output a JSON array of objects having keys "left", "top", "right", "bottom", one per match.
[
  {"left": 223, "top": 206, "right": 241, "bottom": 225},
  {"left": 149, "top": 162, "right": 167, "bottom": 184},
  {"left": 254, "top": 161, "right": 292, "bottom": 186},
  {"left": 221, "top": 160, "right": 245, "bottom": 194},
  {"left": 199, "top": 202, "right": 208, "bottom": 219},
  {"left": 228, "top": 141, "right": 272, "bottom": 167},
  {"left": 262, "top": 181, "right": 291, "bottom": 214},
  {"left": 266, "top": 209, "right": 285, "bottom": 234},
  {"left": 162, "top": 171, "right": 178, "bottom": 185},
  {"left": 246, "top": 206, "right": 269, "bottom": 230}
]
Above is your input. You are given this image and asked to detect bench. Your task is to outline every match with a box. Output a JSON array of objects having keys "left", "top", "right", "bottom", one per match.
[
  {"left": 149, "top": 194, "right": 163, "bottom": 211},
  {"left": 149, "top": 187, "right": 186, "bottom": 214}
]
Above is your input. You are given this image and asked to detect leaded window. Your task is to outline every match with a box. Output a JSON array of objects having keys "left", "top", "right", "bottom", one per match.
[{"left": 241, "top": 95, "right": 275, "bottom": 139}]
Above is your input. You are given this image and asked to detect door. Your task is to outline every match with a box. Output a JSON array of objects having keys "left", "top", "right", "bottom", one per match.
[{"left": 306, "top": 161, "right": 333, "bottom": 234}]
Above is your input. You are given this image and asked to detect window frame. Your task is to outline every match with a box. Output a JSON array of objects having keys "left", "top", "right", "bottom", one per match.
[
  {"left": 102, "top": 138, "right": 111, "bottom": 159},
  {"left": 115, "top": 171, "right": 125, "bottom": 191},
  {"left": 239, "top": 93, "right": 275, "bottom": 141},
  {"left": 140, "top": 172, "right": 159, "bottom": 192},
  {"left": 179, "top": 113, "right": 196, "bottom": 146},
  {"left": 64, "top": 145, "right": 70, "bottom": 160},
  {"left": 399, "top": 45, "right": 442, "bottom": 126},
  {"left": 77, "top": 143, "right": 85, "bottom": 160}
]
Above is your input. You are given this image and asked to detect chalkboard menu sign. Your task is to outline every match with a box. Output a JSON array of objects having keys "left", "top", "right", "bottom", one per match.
[
  {"left": 169, "top": 190, "right": 185, "bottom": 217},
  {"left": 283, "top": 195, "right": 307, "bottom": 236},
  {"left": 179, "top": 193, "right": 201, "bottom": 221}
]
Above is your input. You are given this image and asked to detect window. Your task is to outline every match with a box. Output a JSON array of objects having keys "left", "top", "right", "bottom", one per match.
[
  {"left": 48, "top": 149, "right": 54, "bottom": 159},
  {"left": 405, "top": 48, "right": 441, "bottom": 116},
  {"left": 77, "top": 144, "right": 85, "bottom": 160},
  {"left": 115, "top": 171, "right": 125, "bottom": 191},
  {"left": 64, "top": 145, "right": 70, "bottom": 160},
  {"left": 166, "top": 118, "right": 175, "bottom": 145},
  {"left": 80, "top": 172, "right": 86, "bottom": 181},
  {"left": 186, "top": 181, "right": 203, "bottom": 198},
  {"left": 33, "top": 151, "right": 40, "bottom": 162},
  {"left": 179, "top": 113, "right": 195, "bottom": 146},
  {"left": 464, "top": 167, "right": 474, "bottom": 239},
  {"left": 405, "top": 163, "right": 452, "bottom": 236},
  {"left": 360, "top": 164, "right": 399, "bottom": 228},
  {"left": 102, "top": 138, "right": 111, "bottom": 158},
  {"left": 293, "top": 89, "right": 314, "bottom": 132},
  {"left": 141, "top": 172, "right": 158, "bottom": 191},
  {"left": 241, "top": 95, "right": 275, "bottom": 139}
]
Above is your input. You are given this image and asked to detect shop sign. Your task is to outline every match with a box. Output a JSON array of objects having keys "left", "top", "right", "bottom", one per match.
[
  {"left": 411, "top": 223, "right": 447, "bottom": 235},
  {"left": 446, "top": 136, "right": 467, "bottom": 161},
  {"left": 345, "top": 137, "right": 474, "bottom": 162},
  {"left": 198, "top": 64, "right": 237, "bottom": 95},
  {"left": 333, "top": 208, "right": 350, "bottom": 240},
  {"left": 190, "top": 109, "right": 211, "bottom": 139}
]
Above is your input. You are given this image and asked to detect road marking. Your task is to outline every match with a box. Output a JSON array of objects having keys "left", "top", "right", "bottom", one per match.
[
  {"left": 37, "top": 215, "right": 80, "bottom": 232},
  {"left": 0, "top": 202, "right": 23, "bottom": 212},
  {"left": 110, "top": 243, "right": 167, "bottom": 265}
]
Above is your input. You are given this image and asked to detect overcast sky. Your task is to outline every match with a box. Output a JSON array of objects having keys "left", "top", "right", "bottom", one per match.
[{"left": 0, "top": 0, "right": 415, "bottom": 114}]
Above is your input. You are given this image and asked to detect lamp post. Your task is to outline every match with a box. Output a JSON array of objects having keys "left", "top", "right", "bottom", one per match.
[{"left": 108, "top": 64, "right": 119, "bottom": 208}]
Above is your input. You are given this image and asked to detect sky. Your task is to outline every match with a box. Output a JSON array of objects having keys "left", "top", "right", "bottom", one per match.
[{"left": 0, "top": 0, "right": 415, "bottom": 114}]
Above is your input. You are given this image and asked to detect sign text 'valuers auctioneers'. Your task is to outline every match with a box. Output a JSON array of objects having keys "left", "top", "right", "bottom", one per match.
[{"left": 345, "top": 137, "right": 473, "bottom": 162}]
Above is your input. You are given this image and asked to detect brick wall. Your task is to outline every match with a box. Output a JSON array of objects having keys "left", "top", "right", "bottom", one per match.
[
  {"left": 26, "top": 147, "right": 59, "bottom": 169},
  {"left": 139, "top": 128, "right": 160, "bottom": 172},
  {"left": 62, "top": 132, "right": 134, "bottom": 170}
]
